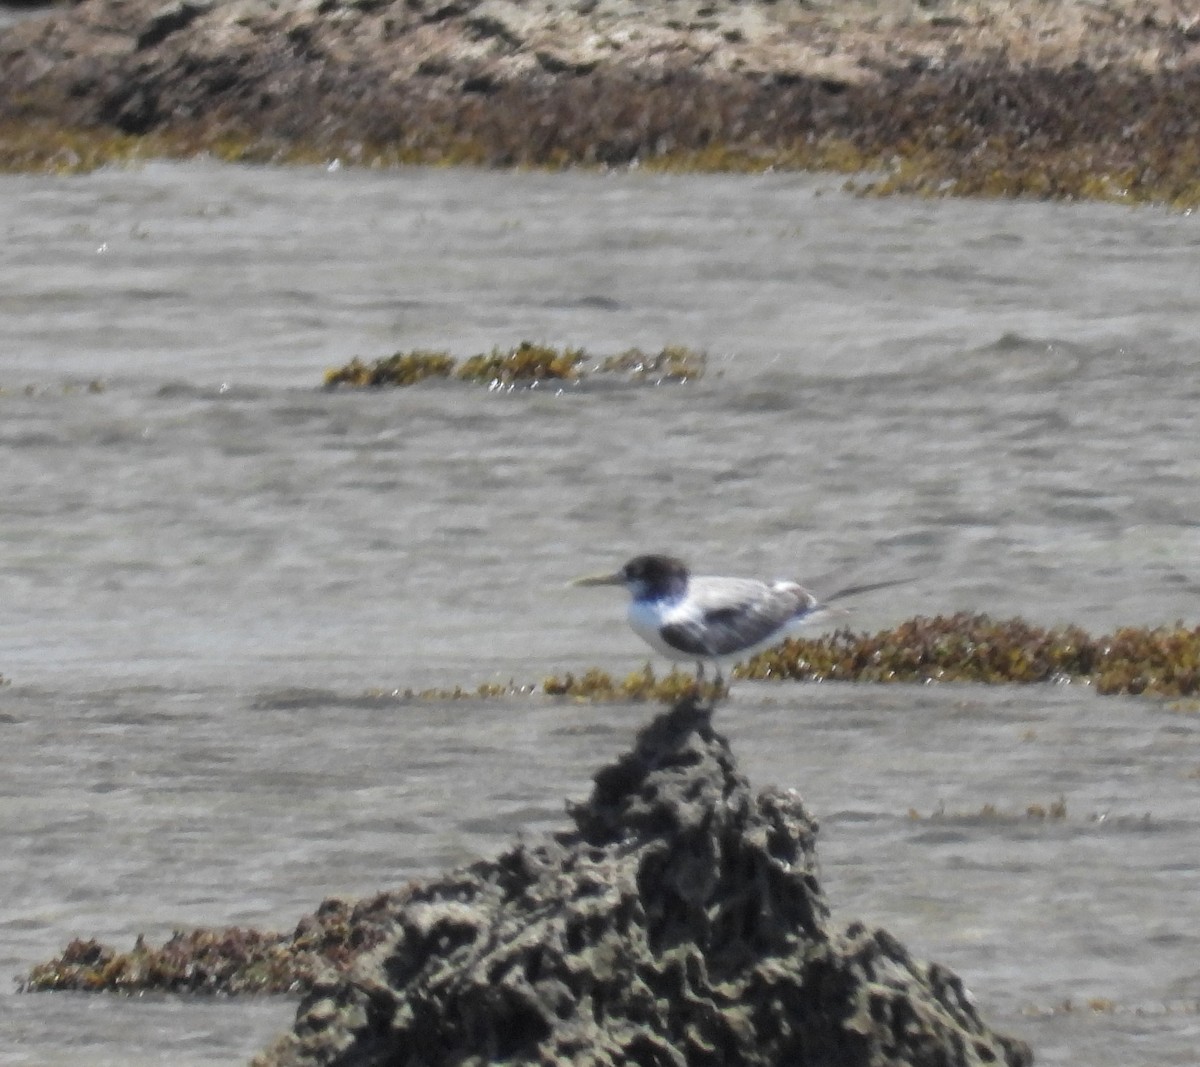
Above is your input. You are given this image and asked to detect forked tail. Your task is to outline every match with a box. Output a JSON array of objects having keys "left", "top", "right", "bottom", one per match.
[{"left": 823, "top": 577, "right": 912, "bottom": 606}]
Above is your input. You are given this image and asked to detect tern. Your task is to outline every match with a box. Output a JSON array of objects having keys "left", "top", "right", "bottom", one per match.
[{"left": 573, "top": 553, "right": 905, "bottom": 684}]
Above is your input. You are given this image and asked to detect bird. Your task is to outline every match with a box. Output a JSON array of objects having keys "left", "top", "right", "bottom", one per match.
[{"left": 573, "top": 553, "right": 906, "bottom": 685}]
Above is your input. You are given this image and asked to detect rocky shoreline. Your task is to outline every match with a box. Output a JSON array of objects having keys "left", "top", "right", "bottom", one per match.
[
  {"left": 26, "top": 698, "right": 1034, "bottom": 1066},
  {"left": 1, "top": 0, "right": 1199, "bottom": 202}
]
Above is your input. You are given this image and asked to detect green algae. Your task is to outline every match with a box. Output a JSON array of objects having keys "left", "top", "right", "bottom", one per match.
[{"left": 323, "top": 342, "right": 706, "bottom": 390}]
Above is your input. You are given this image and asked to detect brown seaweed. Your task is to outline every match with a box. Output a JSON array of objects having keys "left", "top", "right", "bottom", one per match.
[{"left": 323, "top": 343, "right": 706, "bottom": 389}]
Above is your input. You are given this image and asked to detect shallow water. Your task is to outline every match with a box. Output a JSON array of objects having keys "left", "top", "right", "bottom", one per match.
[{"left": 1, "top": 162, "right": 1198, "bottom": 1064}]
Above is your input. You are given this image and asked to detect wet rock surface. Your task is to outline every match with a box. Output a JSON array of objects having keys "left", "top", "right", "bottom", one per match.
[
  {"left": 1, "top": 0, "right": 1199, "bottom": 202},
  {"left": 253, "top": 697, "right": 1032, "bottom": 1067},
  {"left": 3, "top": 0, "right": 1197, "bottom": 125}
]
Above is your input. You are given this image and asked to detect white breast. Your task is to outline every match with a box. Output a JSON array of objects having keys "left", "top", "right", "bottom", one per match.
[{"left": 626, "top": 596, "right": 700, "bottom": 661}]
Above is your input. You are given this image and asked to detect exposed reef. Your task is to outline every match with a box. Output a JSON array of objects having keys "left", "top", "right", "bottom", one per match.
[
  {"left": 24, "top": 699, "right": 1032, "bottom": 1067},
  {"left": 20, "top": 896, "right": 399, "bottom": 995},
  {"left": 1, "top": 0, "right": 1199, "bottom": 205},
  {"left": 323, "top": 342, "right": 705, "bottom": 389},
  {"left": 537, "top": 615, "right": 1200, "bottom": 701},
  {"left": 737, "top": 613, "right": 1200, "bottom": 698}
]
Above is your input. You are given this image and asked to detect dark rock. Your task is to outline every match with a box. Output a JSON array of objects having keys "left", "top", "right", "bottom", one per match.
[
  {"left": 465, "top": 0, "right": 526, "bottom": 49},
  {"left": 423, "top": 0, "right": 475, "bottom": 24},
  {"left": 535, "top": 48, "right": 599, "bottom": 76},
  {"left": 460, "top": 71, "right": 498, "bottom": 94},
  {"left": 100, "top": 82, "right": 162, "bottom": 134},
  {"left": 254, "top": 697, "right": 1032, "bottom": 1067},
  {"left": 135, "top": 0, "right": 213, "bottom": 51}
]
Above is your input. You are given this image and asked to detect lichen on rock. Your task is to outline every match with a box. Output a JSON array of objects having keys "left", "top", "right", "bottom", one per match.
[{"left": 254, "top": 697, "right": 1031, "bottom": 1067}]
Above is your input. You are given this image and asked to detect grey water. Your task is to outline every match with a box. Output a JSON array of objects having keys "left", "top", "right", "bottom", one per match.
[{"left": 1, "top": 161, "right": 1198, "bottom": 1064}]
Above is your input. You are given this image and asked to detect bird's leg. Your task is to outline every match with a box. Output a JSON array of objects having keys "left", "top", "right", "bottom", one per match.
[
  {"left": 713, "top": 662, "right": 724, "bottom": 686},
  {"left": 694, "top": 660, "right": 705, "bottom": 682}
]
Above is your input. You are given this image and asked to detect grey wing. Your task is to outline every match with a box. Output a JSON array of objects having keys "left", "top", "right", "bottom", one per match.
[{"left": 659, "top": 579, "right": 816, "bottom": 658}]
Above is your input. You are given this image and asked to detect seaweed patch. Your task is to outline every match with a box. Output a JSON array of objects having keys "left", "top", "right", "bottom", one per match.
[
  {"left": 323, "top": 342, "right": 706, "bottom": 389},
  {"left": 736, "top": 613, "right": 1200, "bottom": 698}
]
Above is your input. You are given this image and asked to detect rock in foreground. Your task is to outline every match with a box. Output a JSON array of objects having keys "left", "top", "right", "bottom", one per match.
[{"left": 255, "top": 698, "right": 1031, "bottom": 1067}]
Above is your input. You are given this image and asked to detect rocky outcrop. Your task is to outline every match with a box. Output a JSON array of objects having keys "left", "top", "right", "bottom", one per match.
[
  {"left": 254, "top": 698, "right": 1032, "bottom": 1067},
  {"left": 4, "top": 0, "right": 1200, "bottom": 203},
  {"left": 1, "top": 0, "right": 1197, "bottom": 138}
]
